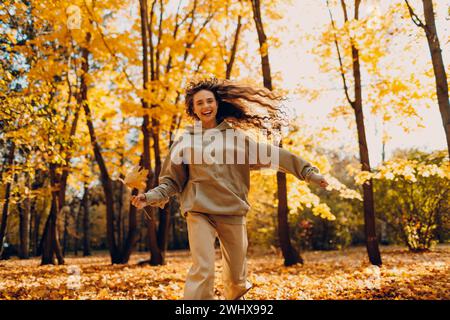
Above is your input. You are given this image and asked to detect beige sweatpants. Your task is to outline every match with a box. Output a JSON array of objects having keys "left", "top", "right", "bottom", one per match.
[{"left": 182, "top": 211, "right": 253, "bottom": 300}]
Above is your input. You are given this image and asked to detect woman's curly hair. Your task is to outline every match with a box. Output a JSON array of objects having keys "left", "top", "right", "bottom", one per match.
[{"left": 184, "top": 76, "right": 289, "bottom": 136}]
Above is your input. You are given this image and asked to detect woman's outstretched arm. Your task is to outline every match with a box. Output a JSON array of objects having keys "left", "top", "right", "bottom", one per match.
[
  {"left": 248, "top": 137, "right": 328, "bottom": 187},
  {"left": 132, "top": 138, "right": 188, "bottom": 209},
  {"left": 146, "top": 138, "right": 188, "bottom": 208}
]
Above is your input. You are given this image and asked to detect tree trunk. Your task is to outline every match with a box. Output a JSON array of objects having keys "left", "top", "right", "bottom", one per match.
[
  {"left": 225, "top": 10, "right": 242, "bottom": 79},
  {"left": 30, "top": 199, "right": 36, "bottom": 256},
  {"left": 74, "top": 199, "right": 82, "bottom": 256},
  {"left": 58, "top": 104, "right": 81, "bottom": 221},
  {"left": 36, "top": 187, "right": 51, "bottom": 257},
  {"left": 41, "top": 163, "right": 65, "bottom": 265},
  {"left": 155, "top": 118, "right": 171, "bottom": 261},
  {"left": 82, "top": 184, "right": 91, "bottom": 256},
  {"left": 18, "top": 189, "right": 31, "bottom": 259},
  {"left": 251, "top": 0, "right": 303, "bottom": 265},
  {"left": 150, "top": 123, "right": 165, "bottom": 265},
  {"left": 121, "top": 195, "right": 139, "bottom": 263},
  {"left": 30, "top": 169, "right": 45, "bottom": 256},
  {"left": 421, "top": 0, "right": 450, "bottom": 155},
  {"left": 0, "top": 141, "right": 15, "bottom": 259},
  {"left": 81, "top": 32, "right": 122, "bottom": 263},
  {"left": 170, "top": 201, "right": 179, "bottom": 250},
  {"left": 117, "top": 150, "right": 125, "bottom": 249},
  {"left": 138, "top": 0, "right": 163, "bottom": 266},
  {"left": 32, "top": 201, "right": 42, "bottom": 257},
  {"left": 146, "top": 207, "right": 163, "bottom": 264},
  {"left": 139, "top": 209, "right": 147, "bottom": 251},
  {"left": 157, "top": 205, "right": 171, "bottom": 255},
  {"left": 277, "top": 170, "right": 303, "bottom": 265},
  {"left": 19, "top": 173, "right": 31, "bottom": 259},
  {"left": 41, "top": 198, "right": 56, "bottom": 264},
  {"left": 348, "top": 0, "right": 382, "bottom": 266},
  {"left": 327, "top": 0, "right": 382, "bottom": 265},
  {"left": 62, "top": 204, "right": 69, "bottom": 255},
  {"left": 352, "top": 64, "right": 381, "bottom": 265}
]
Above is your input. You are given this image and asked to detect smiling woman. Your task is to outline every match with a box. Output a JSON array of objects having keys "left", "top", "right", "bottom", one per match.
[
  {"left": 131, "top": 76, "right": 329, "bottom": 300},
  {"left": 192, "top": 89, "right": 218, "bottom": 129}
]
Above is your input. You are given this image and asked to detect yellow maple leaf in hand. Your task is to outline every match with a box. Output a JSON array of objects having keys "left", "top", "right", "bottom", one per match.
[{"left": 118, "top": 165, "right": 148, "bottom": 191}]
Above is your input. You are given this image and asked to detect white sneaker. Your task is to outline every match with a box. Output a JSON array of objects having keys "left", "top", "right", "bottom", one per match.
[{"left": 234, "top": 282, "right": 253, "bottom": 300}]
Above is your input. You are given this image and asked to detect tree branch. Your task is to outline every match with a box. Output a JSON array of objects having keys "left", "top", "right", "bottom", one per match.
[
  {"left": 326, "top": 0, "right": 354, "bottom": 107},
  {"left": 83, "top": 0, "right": 137, "bottom": 91},
  {"left": 404, "top": 0, "right": 427, "bottom": 29}
]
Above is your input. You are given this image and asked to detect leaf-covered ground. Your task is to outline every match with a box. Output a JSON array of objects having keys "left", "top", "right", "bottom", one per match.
[{"left": 0, "top": 245, "right": 448, "bottom": 300}]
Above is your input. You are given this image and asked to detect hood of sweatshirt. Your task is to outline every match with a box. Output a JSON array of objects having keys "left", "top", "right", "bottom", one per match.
[{"left": 184, "top": 120, "right": 233, "bottom": 134}]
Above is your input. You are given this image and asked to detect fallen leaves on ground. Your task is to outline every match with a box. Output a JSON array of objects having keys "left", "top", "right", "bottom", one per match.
[{"left": 0, "top": 245, "right": 448, "bottom": 300}]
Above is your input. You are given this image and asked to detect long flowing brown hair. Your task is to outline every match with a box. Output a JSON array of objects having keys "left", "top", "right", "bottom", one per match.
[{"left": 184, "top": 76, "right": 289, "bottom": 136}]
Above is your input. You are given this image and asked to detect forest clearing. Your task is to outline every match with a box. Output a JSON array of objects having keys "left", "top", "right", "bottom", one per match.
[{"left": 1, "top": 245, "right": 448, "bottom": 300}]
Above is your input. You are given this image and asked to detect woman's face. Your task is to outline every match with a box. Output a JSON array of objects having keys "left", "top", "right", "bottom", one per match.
[{"left": 192, "top": 89, "right": 218, "bottom": 127}]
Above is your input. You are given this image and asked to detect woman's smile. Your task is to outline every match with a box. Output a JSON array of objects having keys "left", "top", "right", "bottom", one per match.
[{"left": 201, "top": 110, "right": 213, "bottom": 116}]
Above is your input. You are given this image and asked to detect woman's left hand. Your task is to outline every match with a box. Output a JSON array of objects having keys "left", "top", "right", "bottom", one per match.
[{"left": 309, "top": 173, "right": 329, "bottom": 189}]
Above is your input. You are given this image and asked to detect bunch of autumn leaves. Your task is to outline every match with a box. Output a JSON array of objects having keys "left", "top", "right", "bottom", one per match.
[
  {"left": 118, "top": 166, "right": 148, "bottom": 192},
  {"left": 117, "top": 166, "right": 154, "bottom": 215}
]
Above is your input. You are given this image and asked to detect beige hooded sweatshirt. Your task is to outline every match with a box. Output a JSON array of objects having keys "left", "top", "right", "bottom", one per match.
[{"left": 144, "top": 120, "right": 319, "bottom": 223}]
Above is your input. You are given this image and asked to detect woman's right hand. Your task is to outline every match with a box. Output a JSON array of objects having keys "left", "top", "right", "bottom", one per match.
[{"left": 131, "top": 193, "right": 147, "bottom": 209}]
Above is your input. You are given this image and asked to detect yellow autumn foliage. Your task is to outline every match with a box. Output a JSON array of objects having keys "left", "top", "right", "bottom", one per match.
[{"left": 354, "top": 156, "right": 449, "bottom": 186}]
